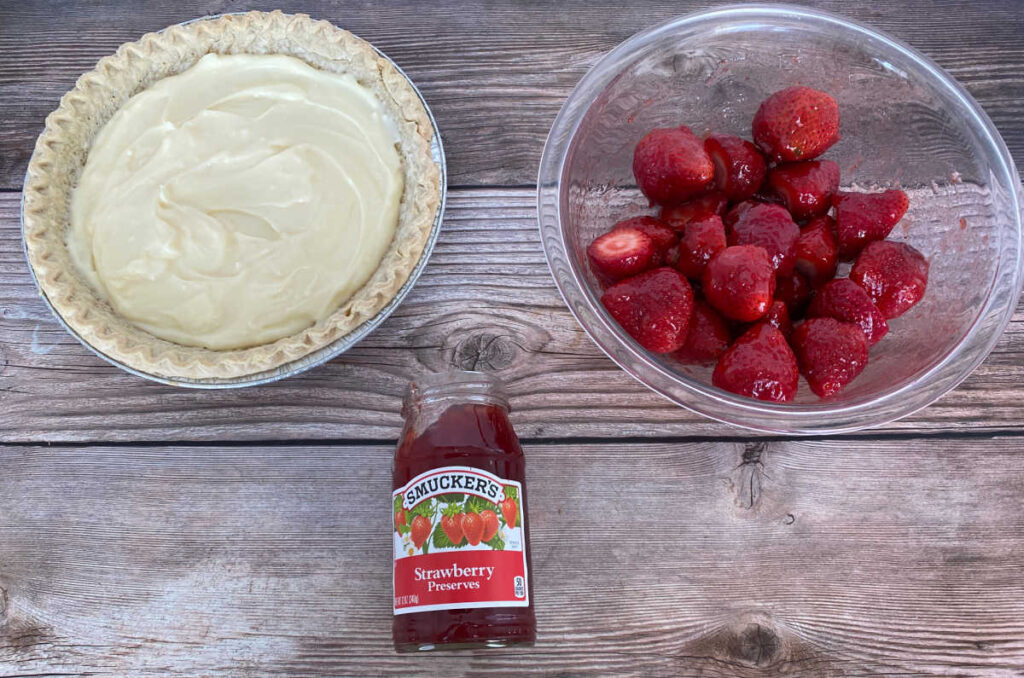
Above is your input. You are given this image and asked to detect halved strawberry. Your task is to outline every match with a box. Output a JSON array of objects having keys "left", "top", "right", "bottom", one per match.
[
  {"left": 612, "top": 216, "right": 678, "bottom": 252},
  {"left": 775, "top": 269, "right": 814, "bottom": 319},
  {"left": 834, "top": 189, "right": 910, "bottom": 259},
  {"left": 674, "top": 300, "right": 733, "bottom": 365},
  {"left": 752, "top": 86, "right": 841, "bottom": 162},
  {"left": 633, "top": 126, "right": 715, "bottom": 206},
  {"left": 701, "top": 245, "right": 776, "bottom": 322},
  {"left": 660, "top": 192, "right": 728, "bottom": 231},
  {"left": 727, "top": 203, "right": 800, "bottom": 276},
  {"left": 850, "top": 240, "right": 929, "bottom": 319},
  {"left": 587, "top": 227, "right": 660, "bottom": 282},
  {"left": 764, "top": 299, "right": 793, "bottom": 338},
  {"left": 676, "top": 214, "right": 727, "bottom": 280},
  {"left": 808, "top": 278, "right": 889, "bottom": 346},
  {"left": 712, "top": 323, "right": 799, "bottom": 402},
  {"left": 768, "top": 160, "right": 840, "bottom": 221},
  {"left": 791, "top": 317, "right": 869, "bottom": 397},
  {"left": 601, "top": 267, "right": 695, "bottom": 353},
  {"left": 704, "top": 134, "right": 767, "bottom": 201},
  {"left": 794, "top": 215, "right": 839, "bottom": 285}
]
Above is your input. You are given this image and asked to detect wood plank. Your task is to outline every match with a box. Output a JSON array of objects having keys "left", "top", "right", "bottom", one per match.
[
  {"left": 1, "top": 437, "right": 1023, "bottom": 676},
  {"left": 3, "top": 190, "right": 1024, "bottom": 442},
  {"left": 1, "top": 0, "right": 1023, "bottom": 188}
]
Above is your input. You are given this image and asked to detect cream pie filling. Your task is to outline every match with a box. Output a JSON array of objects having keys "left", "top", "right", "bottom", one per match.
[{"left": 68, "top": 53, "right": 404, "bottom": 350}]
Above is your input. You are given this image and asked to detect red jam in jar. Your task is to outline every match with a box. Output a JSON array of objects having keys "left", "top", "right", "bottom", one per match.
[{"left": 392, "top": 370, "right": 535, "bottom": 652}]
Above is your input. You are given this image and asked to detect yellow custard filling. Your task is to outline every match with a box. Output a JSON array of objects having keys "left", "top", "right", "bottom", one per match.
[{"left": 68, "top": 53, "right": 404, "bottom": 350}]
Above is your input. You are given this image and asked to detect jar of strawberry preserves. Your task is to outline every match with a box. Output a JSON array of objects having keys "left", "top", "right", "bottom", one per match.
[{"left": 392, "top": 370, "right": 535, "bottom": 651}]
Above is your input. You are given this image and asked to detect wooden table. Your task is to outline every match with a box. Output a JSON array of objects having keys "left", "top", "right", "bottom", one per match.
[{"left": 2, "top": 1, "right": 1023, "bottom": 675}]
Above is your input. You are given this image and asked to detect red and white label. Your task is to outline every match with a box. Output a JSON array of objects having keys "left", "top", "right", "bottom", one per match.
[{"left": 392, "top": 466, "right": 528, "bottom": 615}]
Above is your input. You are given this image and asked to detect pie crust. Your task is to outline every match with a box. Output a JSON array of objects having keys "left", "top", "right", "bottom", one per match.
[{"left": 22, "top": 10, "right": 441, "bottom": 380}]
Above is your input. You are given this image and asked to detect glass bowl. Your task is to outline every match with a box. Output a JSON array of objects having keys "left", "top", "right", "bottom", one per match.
[{"left": 538, "top": 3, "right": 1023, "bottom": 434}]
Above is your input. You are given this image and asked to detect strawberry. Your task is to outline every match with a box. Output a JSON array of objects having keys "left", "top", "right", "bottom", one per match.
[
  {"left": 612, "top": 216, "right": 678, "bottom": 252},
  {"left": 833, "top": 189, "right": 910, "bottom": 259},
  {"left": 676, "top": 214, "right": 727, "bottom": 279},
  {"left": 850, "top": 240, "right": 929, "bottom": 319},
  {"left": 500, "top": 497, "right": 518, "bottom": 529},
  {"left": 791, "top": 317, "right": 869, "bottom": 397},
  {"left": 410, "top": 514, "right": 431, "bottom": 549},
  {"left": 704, "top": 134, "right": 767, "bottom": 201},
  {"left": 752, "top": 86, "right": 840, "bottom": 162},
  {"left": 674, "top": 300, "right": 733, "bottom": 365},
  {"left": 808, "top": 278, "right": 889, "bottom": 346},
  {"left": 601, "top": 268, "right": 695, "bottom": 353},
  {"left": 701, "top": 245, "right": 776, "bottom": 322},
  {"left": 441, "top": 513, "right": 464, "bottom": 545},
  {"left": 587, "top": 227, "right": 659, "bottom": 282},
  {"left": 461, "top": 512, "right": 485, "bottom": 546},
  {"left": 480, "top": 510, "right": 500, "bottom": 542},
  {"left": 394, "top": 509, "right": 407, "bottom": 530},
  {"left": 660, "top": 192, "right": 728, "bottom": 231},
  {"left": 775, "top": 269, "right": 814, "bottom": 319},
  {"left": 767, "top": 160, "right": 840, "bottom": 221},
  {"left": 712, "top": 323, "right": 799, "bottom": 402},
  {"left": 764, "top": 299, "right": 793, "bottom": 338},
  {"left": 794, "top": 215, "right": 839, "bottom": 285},
  {"left": 633, "top": 125, "right": 715, "bottom": 206},
  {"left": 727, "top": 203, "right": 800, "bottom": 276}
]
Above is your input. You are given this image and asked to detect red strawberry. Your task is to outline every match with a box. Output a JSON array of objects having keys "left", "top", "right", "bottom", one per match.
[
  {"left": 791, "top": 317, "right": 869, "bottom": 397},
  {"left": 674, "top": 300, "right": 733, "bottom": 364},
  {"left": 500, "top": 497, "right": 518, "bottom": 529},
  {"left": 704, "top": 134, "right": 767, "bottom": 201},
  {"left": 613, "top": 216, "right": 677, "bottom": 252},
  {"left": 676, "top": 214, "right": 727, "bottom": 279},
  {"left": 480, "top": 510, "right": 500, "bottom": 542},
  {"left": 834, "top": 189, "right": 910, "bottom": 259},
  {"left": 660, "top": 192, "right": 728, "bottom": 231},
  {"left": 441, "top": 513, "right": 464, "bottom": 544},
  {"left": 702, "top": 245, "right": 776, "bottom": 322},
  {"left": 775, "top": 269, "right": 814, "bottom": 319},
  {"left": 850, "top": 240, "right": 929, "bottom": 319},
  {"left": 461, "top": 512, "right": 485, "bottom": 546},
  {"left": 601, "top": 268, "right": 695, "bottom": 353},
  {"left": 394, "top": 509, "right": 407, "bottom": 530},
  {"left": 808, "top": 278, "right": 889, "bottom": 346},
  {"left": 764, "top": 299, "right": 793, "bottom": 338},
  {"left": 410, "top": 514, "right": 431, "bottom": 549},
  {"left": 712, "top": 323, "right": 799, "bottom": 402},
  {"left": 768, "top": 160, "right": 840, "bottom": 221},
  {"left": 587, "top": 227, "right": 659, "bottom": 282},
  {"left": 794, "top": 215, "right": 839, "bottom": 285},
  {"left": 633, "top": 125, "right": 715, "bottom": 206},
  {"left": 727, "top": 203, "right": 800, "bottom": 276},
  {"left": 752, "top": 86, "right": 840, "bottom": 162}
]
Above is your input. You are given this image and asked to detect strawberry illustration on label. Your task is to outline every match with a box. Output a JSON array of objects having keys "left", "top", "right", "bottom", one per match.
[
  {"left": 500, "top": 497, "right": 518, "bottom": 529},
  {"left": 441, "top": 511, "right": 464, "bottom": 545},
  {"left": 480, "top": 510, "right": 500, "bottom": 542},
  {"left": 461, "top": 512, "right": 485, "bottom": 546},
  {"left": 410, "top": 514, "right": 431, "bottom": 549},
  {"left": 394, "top": 509, "right": 407, "bottom": 531}
]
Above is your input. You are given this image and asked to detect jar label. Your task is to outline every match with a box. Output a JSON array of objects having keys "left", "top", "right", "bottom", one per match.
[{"left": 392, "top": 465, "right": 528, "bottom": 615}]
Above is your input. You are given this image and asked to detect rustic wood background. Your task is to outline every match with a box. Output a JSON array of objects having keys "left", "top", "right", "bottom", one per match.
[{"left": 1, "top": 1, "right": 1023, "bottom": 676}]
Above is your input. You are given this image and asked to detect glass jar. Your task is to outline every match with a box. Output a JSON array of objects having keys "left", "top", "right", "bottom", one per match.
[{"left": 391, "top": 370, "right": 536, "bottom": 652}]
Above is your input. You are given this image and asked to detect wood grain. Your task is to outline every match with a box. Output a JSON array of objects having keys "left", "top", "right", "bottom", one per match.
[
  {"left": 2, "top": 191, "right": 1023, "bottom": 443},
  {"left": 2, "top": 438, "right": 1023, "bottom": 676},
  {"left": 1, "top": 0, "right": 1023, "bottom": 188}
]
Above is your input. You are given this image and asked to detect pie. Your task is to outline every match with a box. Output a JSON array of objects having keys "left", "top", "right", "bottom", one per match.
[{"left": 22, "top": 11, "right": 442, "bottom": 381}]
